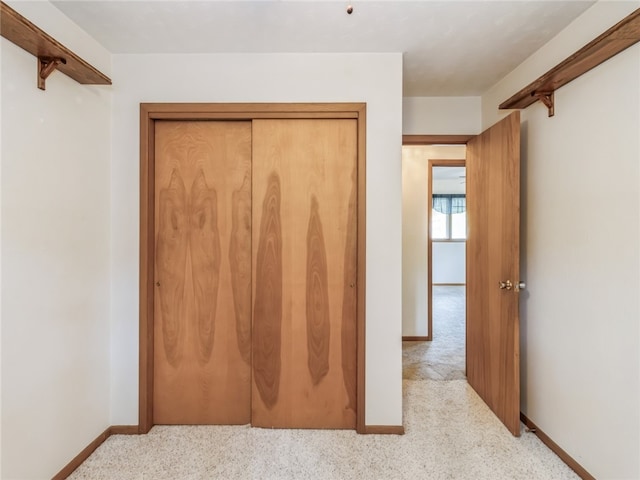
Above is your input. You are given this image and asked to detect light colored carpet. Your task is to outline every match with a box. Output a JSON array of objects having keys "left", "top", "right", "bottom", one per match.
[
  {"left": 69, "top": 381, "right": 578, "bottom": 479},
  {"left": 69, "top": 285, "right": 578, "bottom": 479},
  {"left": 403, "top": 285, "right": 466, "bottom": 381}
]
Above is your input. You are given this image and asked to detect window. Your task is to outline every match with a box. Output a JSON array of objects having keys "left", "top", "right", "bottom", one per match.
[{"left": 431, "top": 194, "right": 466, "bottom": 240}]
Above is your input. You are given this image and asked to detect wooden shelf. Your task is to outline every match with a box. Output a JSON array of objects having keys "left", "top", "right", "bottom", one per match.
[
  {"left": 500, "top": 8, "right": 640, "bottom": 116},
  {"left": 0, "top": 1, "right": 111, "bottom": 90}
]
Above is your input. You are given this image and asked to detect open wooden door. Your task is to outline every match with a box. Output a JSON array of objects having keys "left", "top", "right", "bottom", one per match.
[{"left": 466, "top": 111, "right": 521, "bottom": 436}]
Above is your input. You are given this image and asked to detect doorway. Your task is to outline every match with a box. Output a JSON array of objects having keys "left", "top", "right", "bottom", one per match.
[
  {"left": 428, "top": 160, "right": 466, "bottom": 340},
  {"left": 428, "top": 160, "right": 466, "bottom": 380},
  {"left": 402, "top": 113, "right": 521, "bottom": 436},
  {"left": 401, "top": 145, "right": 467, "bottom": 380}
]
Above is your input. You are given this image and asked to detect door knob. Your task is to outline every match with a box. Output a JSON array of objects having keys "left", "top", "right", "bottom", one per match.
[
  {"left": 515, "top": 281, "right": 526, "bottom": 292},
  {"left": 499, "top": 280, "right": 513, "bottom": 290}
]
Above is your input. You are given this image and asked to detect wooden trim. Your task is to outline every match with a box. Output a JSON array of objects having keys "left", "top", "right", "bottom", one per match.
[
  {"left": 427, "top": 159, "right": 466, "bottom": 342},
  {"left": 108, "top": 425, "right": 140, "bottom": 435},
  {"left": 139, "top": 103, "right": 367, "bottom": 434},
  {"left": 402, "top": 336, "right": 429, "bottom": 341},
  {"left": 356, "top": 103, "right": 367, "bottom": 434},
  {"left": 51, "top": 425, "right": 139, "bottom": 479},
  {"left": 500, "top": 9, "right": 640, "bottom": 113},
  {"left": 51, "top": 427, "right": 111, "bottom": 479},
  {"left": 0, "top": 1, "right": 111, "bottom": 90},
  {"left": 141, "top": 102, "right": 365, "bottom": 115},
  {"left": 520, "top": 413, "right": 595, "bottom": 480},
  {"left": 403, "top": 134, "right": 474, "bottom": 145},
  {"left": 149, "top": 112, "right": 358, "bottom": 120},
  {"left": 433, "top": 283, "right": 466, "bottom": 286},
  {"left": 427, "top": 161, "right": 433, "bottom": 342},
  {"left": 139, "top": 105, "right": 154, "bottom": 434},
  {"left": 362, "top": 425, "right": 405, "bottom": 435}
]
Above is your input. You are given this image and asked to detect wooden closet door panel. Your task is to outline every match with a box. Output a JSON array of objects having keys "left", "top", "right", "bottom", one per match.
[
  {"left": 251, "top": 119, "right": 357, "bottom": 429},
  {"left": 154, "top": 121, "right": 252, "bottom": 424}
]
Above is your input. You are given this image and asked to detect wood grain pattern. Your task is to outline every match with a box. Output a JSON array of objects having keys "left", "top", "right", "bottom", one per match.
[
  {"left": 0, "top": 1, "right": 111, "bottom": 86},
  {"left": 253, "top": 172, "right": 283, "bottom": 409},
  {"left": 139, "top": 103, "right": 366, "bottom": 433},
  {"left": 355, "top": 104, "right": 367, "bottom": 433},
  {"left": 500, "top": 9, "right": 640, "bottom": 110},
  {"left": 306, "top": 196, "right": 331, "bottom": 385},
  {"left": 156, "top": 170, "right": 188, "bottom": 367},
  {"left": 229, "top": 170, "right": 253, "bottom": 365},
  {"left": 139, "top": 108, "right": 155, "bottom": 434},
  {"left": 154, "top": 121, "right": 252, "bottom": 425},
  {"left": 252, "top": 119, "right": 357, "bottom": 429},
  {"left": 341, "top": 175, "right": 358, "bottom": 414},
  {"left": 466, "top": 112, "right": 521, "bottom": 436},
  {"left": 189, "top": 169, "right": 221, "bottom": 363}
]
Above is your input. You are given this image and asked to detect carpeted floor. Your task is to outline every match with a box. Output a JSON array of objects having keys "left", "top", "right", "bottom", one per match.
[
  {"left": 68, "top": 285, "right": 578, "bottom": 479},
  {"left": 68, "top": 380, "right": 578, "bottom": 480},
  {"left": 403, "top": 286, "right": 466, "bottom": 381}
]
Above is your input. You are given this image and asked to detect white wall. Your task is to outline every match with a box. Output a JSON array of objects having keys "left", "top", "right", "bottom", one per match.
[
  {"left": 0, "top": 2, "right": 112, "bottom": 478},
  {"left": 401, "top": 97, "right": 476, "bottom": 338},
  {"left": 110, "top": 53, "right": 404, "bottom": 427},
  {"left": 401, "top": 146, "right": 465, "bottom": 337},
  {"left": 483, "top": 2, "right": 640, "bottom": 478},
  {"left": 403, "top": 96, "right": 481, "bottom": 134},
  {"left": 432, "top": 242, "right": 465, "bottom": 284}
]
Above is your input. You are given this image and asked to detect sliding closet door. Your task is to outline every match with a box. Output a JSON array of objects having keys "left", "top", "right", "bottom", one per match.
[
  {"left": 251, "top": 119, "right": 358, "bottom": 429},
  {"left": 154, "top": 121, "right": 252, "bottom": 424}
]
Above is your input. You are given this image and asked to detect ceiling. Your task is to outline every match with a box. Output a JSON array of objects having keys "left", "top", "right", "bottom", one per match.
[
  {"left": 433, "top": 166, "right": 465, "bottom": 181},
  {"left": 51, "top": 0, "right": 596, "bottom": 96},
  {"left": 433, "top": 166, "right": 466, "bottom": 194}
]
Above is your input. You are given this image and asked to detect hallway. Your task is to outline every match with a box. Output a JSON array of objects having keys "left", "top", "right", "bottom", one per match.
[{"left": 403, "top": 285, "right": 466, "bottom": 381}]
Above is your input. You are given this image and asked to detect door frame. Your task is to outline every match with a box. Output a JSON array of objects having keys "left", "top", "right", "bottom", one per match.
[
  {"left": 140, "top": 103, "right": 367, "bottom": 434},
  {"left": 427, "top": 159, "right": 466, "bottom": 341}
]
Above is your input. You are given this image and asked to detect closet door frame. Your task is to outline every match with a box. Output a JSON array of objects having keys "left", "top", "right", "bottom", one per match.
[{"left": 139, "top": 103, "right": 367, "bottom": 434}]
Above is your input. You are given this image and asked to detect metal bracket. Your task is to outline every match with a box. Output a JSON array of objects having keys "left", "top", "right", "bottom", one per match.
[
  {"left": 38, "top": 56, "right": 66, "bottom": 90},
  {"left": 531, "top": 91, "right": 554, "bottom": 117}
]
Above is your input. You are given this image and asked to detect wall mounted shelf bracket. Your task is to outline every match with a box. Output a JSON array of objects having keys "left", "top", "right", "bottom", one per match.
[
  {"left": 500, "top": 9, "right": 640, "bottom": 118},
  {"left": 532, "top": 91, "right": 554, "bottom": 117},
  {"left": 0, "top": 1, "right": 111, "bottom": 91},
  {"left": 38, "top": 56, "right": 66, "bottom": 90}
]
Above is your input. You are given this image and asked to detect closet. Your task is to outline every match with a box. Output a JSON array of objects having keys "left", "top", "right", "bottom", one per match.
[
  {"left": 144, "top": 107, "right": 362, "bottom": 431},
  {"left": 153, "top": 121, "right": 252, "bottom": 425}
]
